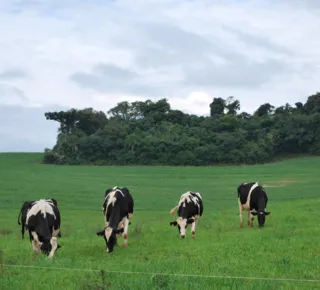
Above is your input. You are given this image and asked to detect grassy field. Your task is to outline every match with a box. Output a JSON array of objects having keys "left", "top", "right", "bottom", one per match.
[{"left": 0, "top": 153, "right": 319, "bottom": 290}]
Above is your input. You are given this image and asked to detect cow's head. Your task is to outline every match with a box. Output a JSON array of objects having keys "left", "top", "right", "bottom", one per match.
[
  {"left": 251, "top": 211, "right": 270, "bottom": 227},
  {"left": 39, "top": 237, "right": 62, "bottom": 256},
  {"left": 97, "top": 227, "right": 123, "bottom": 254},
  {"left": 169, "top": 217, "right": 194, "bottom": 238}
]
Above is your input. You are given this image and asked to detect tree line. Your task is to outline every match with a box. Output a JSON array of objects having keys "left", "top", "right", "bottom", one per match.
[{"left": 43, "top": 92, "right": 320, "bottom": 166}]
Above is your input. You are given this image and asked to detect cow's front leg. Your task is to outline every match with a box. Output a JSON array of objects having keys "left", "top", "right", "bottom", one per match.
[
  {"left": 31, "top": 231, "right": 41, "bottom": 254},
  {"left": 191, "top": 221, "right": 196, "bottom": 239},
  {"left": 122, "top": 217, "right": 129, "bottom": 248},
  {"left": 52, "top": 228, "right": 60, "bottom": 238},
  {"left": 31, "top": 240, "right": 40, "bottom": 254},
  {"left": 48, "top": 237, "right": 58, "bottom": 258},
  {"left": 115, "top": 233, "right": 119, "bottom": 246}
]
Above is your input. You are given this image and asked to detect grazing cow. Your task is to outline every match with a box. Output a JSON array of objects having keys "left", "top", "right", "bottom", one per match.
[
  {"left": 96, "top": 186, "right": 134, "bottom": 254},
  {"left": 18, "top": 200, "right": 62, "bottom": 239},
  {"left": 169, "top": 191, "right": 203, "bottom": 239},
  {"left": 18, "top": 200, "right": 35, "bottom": 239},
  {"left": 237, "top": 182, "right": 271, "bottom": 228},
  {"left": 102, "top": 186, "right": 132, "bottom": 227},
  {"left": 25, "top": 199, "right": 62, "bottom": 258}
]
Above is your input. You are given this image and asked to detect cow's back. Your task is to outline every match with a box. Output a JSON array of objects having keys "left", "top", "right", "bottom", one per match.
[
  {"left": 121, "top": 187, "right": 134, "bottom": 215},
  {"left": 26, "top": 200, "right": 60, "bottom": 235},
  {"left": 178, "top": 192, "right": 202, "bottom": 218},
  {"left": 51, "top": 202, "right": 61, "bottom": 230},
  {"left": 237, "top": 182, "right": 256, "bottom": 204},
  {"left": 250, "top": 185, "right": 268, "bottom": 209},
  {"left": 190, "top": 192, "right": 203, "bottom": 216}
]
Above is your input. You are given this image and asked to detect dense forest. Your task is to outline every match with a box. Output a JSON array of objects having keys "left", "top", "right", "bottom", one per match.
[{"left": 43, "top": 92, "right": 320, "bottom": 166}]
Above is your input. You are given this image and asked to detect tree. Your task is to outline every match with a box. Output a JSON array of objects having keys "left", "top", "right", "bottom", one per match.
[
  {"left": 209, "top": 97, "right": 225, "bottom": 117},
  {"left": 44, "top": 109, "right": 77, "bottom": 135},
  {"left": 225, "top": 96, "right": 240, "bottom": 116},
  {"left": 107, "top": 101, "right": 133, "bottom": 121},
  {"left": 43, "top": 91, "right": 320, "bottom": 166},
  {"left": 254, "top": 103, "right": 275, "bottom": 117},
  {"left": 304, "top": 92, "right": 320, "bottom": 114},
  {"left": 274, "top": 103, "right": 293, "bottom": 116}
]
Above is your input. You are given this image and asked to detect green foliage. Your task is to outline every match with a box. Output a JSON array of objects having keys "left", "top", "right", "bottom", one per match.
[
  {"left": 0, "top": 153, "right": 320, "bottom": 290},
  {"left": 43, "top": 93, "right": 320, "bottom": 166}
]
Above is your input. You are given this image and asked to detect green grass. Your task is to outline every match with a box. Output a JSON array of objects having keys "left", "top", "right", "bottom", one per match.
[{"left": 0, "top": 153, "right": 320, "bottom": 290}]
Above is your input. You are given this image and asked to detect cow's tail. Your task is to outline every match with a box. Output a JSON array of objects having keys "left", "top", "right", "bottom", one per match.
[
  {"left": 170, "top": 205, "right": 178, "bottom": 215},
  {"left": 18, "top": 210, "right": 26, "bottom": 239},
  {"left": 17, "top": 208, "right": 23, "bottom": 225},
  {"left": 21, "top": 223, "right": 26, "bottom": 239}
]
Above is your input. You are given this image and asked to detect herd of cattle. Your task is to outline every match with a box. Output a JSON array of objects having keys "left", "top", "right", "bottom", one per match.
[{"left": 17, "top": 182, "right": 271, "bottom": 258}]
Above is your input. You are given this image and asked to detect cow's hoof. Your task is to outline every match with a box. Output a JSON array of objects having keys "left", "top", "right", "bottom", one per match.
[
  {"left": 192, "top": 235, "right": 195, "bottom": 240},
  {"left": 48, "top": 253, "right": 54, "bottom": 259},
  {"left": 124, "top": 242, "right": 128, "bottom": 248}
]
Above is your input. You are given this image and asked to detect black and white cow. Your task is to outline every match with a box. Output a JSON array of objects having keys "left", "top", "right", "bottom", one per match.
[
  {"left": 18, "top": 200, "right": 62, "bottom": 239},
  {"left": 169, "top": 191, "right": 203, "bottom": 239},
  {"left": 102, "top": 186, "right": 132, "bottom": 227},
  {"left": 96, "top": 186, "right": 134, "bottom": 254},
  {"left": 237, "top": 182, "right": 271, "bottom": 228},
  {"left": 25, "top": 199, "right": 62, "bottom": 258}
]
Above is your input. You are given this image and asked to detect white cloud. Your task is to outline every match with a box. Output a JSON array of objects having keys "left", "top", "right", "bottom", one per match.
[{"left": 0, "top": 0, "right": 319, "bottom": 151}]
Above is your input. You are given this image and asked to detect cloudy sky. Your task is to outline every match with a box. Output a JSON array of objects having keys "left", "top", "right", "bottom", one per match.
[{"left": 0, "top": 0, "right": 319, "bottom": 152}]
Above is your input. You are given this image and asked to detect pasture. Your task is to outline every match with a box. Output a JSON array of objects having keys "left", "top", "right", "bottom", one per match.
[{"left": 0, "top": 153, "right": 319, "bottom": 290}]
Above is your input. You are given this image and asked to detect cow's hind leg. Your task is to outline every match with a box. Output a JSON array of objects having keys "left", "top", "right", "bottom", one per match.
[
  {"left": 248, "top": 211, "right": 254, "bottom": 227},
  {"left": 122, "top": 217, "right": 130, "bottom": 248},
  {"left": 238, "top": 199, "right": 244, "bottom": 228}
]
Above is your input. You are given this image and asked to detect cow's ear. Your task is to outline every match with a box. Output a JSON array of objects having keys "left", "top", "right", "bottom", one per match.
[
  {"left": 170, "top": 221, "right": 177, "bottom": 227},
  {"left": 96, "top": 230, "right": 105, "bottom": 236},
  {"left": 187, "top": 218, "right": 194, "bottom": 224},
  {"left": 251, "top": 212, "right": 258, "bottom": 216},
  {"left": 265, "top": 211, "right": 271, "bottom": 215}
]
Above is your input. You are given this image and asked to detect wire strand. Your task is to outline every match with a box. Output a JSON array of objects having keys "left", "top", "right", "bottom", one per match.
[{"left": 2, "top": 264, "right": 320, "bottom": 283}]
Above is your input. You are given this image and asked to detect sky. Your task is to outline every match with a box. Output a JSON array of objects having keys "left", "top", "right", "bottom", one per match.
[{"left": 0, "top": 0, "right": 319, "bottom": 152}]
